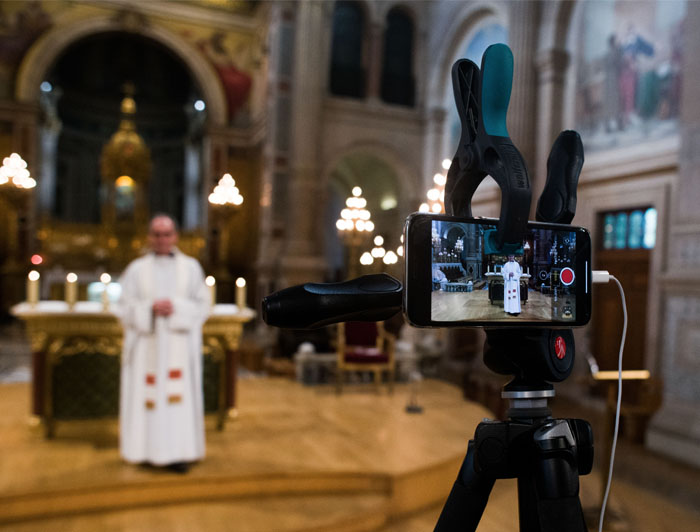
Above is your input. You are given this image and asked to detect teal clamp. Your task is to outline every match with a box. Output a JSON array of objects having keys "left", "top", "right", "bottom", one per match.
[{"left": 444, "top": 43, "right": 531, "bottom": 252}]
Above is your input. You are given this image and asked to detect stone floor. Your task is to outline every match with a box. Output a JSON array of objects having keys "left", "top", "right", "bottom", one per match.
[{"left": 1, "top": 318, "right": 699, "bottom": 531}]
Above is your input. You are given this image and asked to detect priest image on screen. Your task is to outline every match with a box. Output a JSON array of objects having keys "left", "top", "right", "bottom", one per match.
[
  {"left": 502, "top": 255, "right": 522, "bottom": 315},
  {"left": 117, "top": 214, "right": 210, "bottom": 473}
]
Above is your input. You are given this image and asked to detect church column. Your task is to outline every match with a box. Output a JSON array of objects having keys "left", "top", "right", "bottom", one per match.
[
  {"left": 254, "top": 2, "right": 291, "bottom": 299},
  {"left": 279, "top": 0, "right": 328, "bottom": 286},
  {"left": 505, "top": 0, "right": 541, "bottom": 213},
  {"left": 37, "top": 89, "right": 62, "bottom": 217},
  {"left": 647, "top": 0, "right": 700, "bottom": 467},
  {"left": 366, "top": 21, "right": 384, "bottom": 102},
  {"left": 533, "top": 48, "right": 570, "bottom": 199},
  {"left": 421, "top": 106, "right": 448, "bottom": 195}
]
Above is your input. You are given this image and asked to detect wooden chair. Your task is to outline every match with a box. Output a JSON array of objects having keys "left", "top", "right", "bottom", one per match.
[{"left": 336, "top": 321, "right": 395, "bottom": 394}]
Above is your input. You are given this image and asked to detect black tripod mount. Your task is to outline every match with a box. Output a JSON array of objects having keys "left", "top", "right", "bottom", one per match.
[{"left": 434, "top": 329, "right": 593, "bottom": 532}]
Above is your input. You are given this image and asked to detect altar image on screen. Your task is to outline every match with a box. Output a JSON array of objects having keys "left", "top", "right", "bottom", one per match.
[{"left": 430, "top": 220, "right": 578, "bottom": 322}]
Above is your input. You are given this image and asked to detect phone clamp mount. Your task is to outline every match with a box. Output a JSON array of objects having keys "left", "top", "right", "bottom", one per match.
[{"left": 262, "top": 43, "right": 590, "bottom": 532}]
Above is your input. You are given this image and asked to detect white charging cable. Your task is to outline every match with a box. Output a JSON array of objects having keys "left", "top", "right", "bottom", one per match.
[{"left": 591, "top": 270, "right": 627, "bottom": 532}]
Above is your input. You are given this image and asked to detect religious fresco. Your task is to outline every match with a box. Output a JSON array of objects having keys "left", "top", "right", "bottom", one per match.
[
  {"left": 191, "top": 31, "right": 254, "bottom": 124},
  {"left": 0, "top": 1, "right": 52, "bottom": 99},
  {"left": 444, "top": 23, "right": 509, "bottom": 160},
  {"left": 0, "top": 0, "right": 257, "bottom": 125},
  {"left": 574, "top": 0, "right": 686, "bottom": 152}
]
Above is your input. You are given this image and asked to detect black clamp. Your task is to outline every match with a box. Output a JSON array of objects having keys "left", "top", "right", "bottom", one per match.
[
  {"left": 445, "top": 44, "right": 531, "bottom": 251},
  {"left": 446, "top": 44, "right": 584, "bottom": 248}
]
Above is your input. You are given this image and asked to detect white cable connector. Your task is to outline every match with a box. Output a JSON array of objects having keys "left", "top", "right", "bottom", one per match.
[{"left": 592, "top": 270, "right": 610, "bottom": 284}]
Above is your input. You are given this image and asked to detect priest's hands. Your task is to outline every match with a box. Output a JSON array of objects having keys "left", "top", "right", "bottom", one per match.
[{"left": 153, "top": 299, "right": 174, "bottom": 317}]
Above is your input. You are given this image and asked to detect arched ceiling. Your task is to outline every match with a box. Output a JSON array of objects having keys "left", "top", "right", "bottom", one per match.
[{"left": 329, "top": 152, "right": 400, "bottom": 214}]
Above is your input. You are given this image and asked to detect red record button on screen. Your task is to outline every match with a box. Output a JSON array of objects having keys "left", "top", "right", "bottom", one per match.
[{"left": 560, "top": 267, "right": 575, "bottom": 286}]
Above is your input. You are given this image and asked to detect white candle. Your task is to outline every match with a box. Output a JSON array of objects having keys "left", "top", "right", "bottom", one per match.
[
  {"left": 205, "top": 276, "right": 216, "bottom": 307},
  {"left": 235, "top": 277, "right": 246, "bottom": 309},
  {"left": 27, "top": 270, "right": 40, "bottom": 307},
  {"left": 100, "top": 273, "right": 111, "bottom": 310},
  {"left": 65, "top": 272, "right": 78, "bottom": 309}
]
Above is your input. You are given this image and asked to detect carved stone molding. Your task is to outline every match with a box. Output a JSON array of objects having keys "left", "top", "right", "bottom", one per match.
[
  {"left": 659, "top": 294, "right": 700, "bottom": 403},
  {"left": 668, "top": 231, "right": 700, "bottom": 271}
]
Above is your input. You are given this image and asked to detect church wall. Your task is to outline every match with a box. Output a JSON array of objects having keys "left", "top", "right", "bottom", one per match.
[
  {"left": 536, "top": 0, "right": 700, "bottom": 467},
  {"left": 320, "top": 99, "right": 425, "bottom": 215},
  {"left": 646, "top": 0, "right": 700, "bottom": 467}
]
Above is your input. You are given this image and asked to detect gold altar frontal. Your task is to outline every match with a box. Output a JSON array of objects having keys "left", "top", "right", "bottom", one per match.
[{"left": 11, "top": 301, "right": 254, "bottom": 437}]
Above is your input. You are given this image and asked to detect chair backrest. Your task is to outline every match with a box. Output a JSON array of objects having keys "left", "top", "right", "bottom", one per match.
[{"left": 344, "top": 322, "right": 379, "bottom": 347}]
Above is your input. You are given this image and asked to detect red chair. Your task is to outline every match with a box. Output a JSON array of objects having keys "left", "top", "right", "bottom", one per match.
[{"left": 336, "top": 321, "right": 395, "bottom": 394}]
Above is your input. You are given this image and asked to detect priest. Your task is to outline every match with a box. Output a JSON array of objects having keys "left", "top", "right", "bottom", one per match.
[
  {"left": 118, "top": 214, "right": 210, "bottom": 473},
  {"left": 502, "top": 254, "right": 522, "bottom": 316}
]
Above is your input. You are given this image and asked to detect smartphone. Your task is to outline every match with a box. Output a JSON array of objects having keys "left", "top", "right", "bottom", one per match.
[{"left": 403, "top": 213, "right": 592, "bottom": 327}]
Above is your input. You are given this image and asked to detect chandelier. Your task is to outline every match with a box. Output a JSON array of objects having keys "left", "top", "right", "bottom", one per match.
[{"left": 0, "top": 153, "right": 36, "bottom": 189}]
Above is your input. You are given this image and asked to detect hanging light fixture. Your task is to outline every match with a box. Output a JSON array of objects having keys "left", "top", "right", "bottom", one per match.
[
  {"left": 419, "top": 162, "right": 448, "bottom": 214},
  {"left": 0, "top": 153, "right": 36, "bottom": 189},
  {"left": 208, "top": 173, "right": 244, "bottom": 207},
  {"left": 336, "top": 186, "right": 374, "bottom": 234}
]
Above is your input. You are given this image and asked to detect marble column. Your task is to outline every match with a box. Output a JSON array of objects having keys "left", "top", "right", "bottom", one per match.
[
  {"left": 533, "top": 48, "right": 570, "bottom": 201},
  {"left": 279, "top": 0, "right": 328, "bottom": 286},
  {"left": 422, "top": 106, "right": 448, "bottom": 193},
  {"left": 646, "top": 0, "right": 700, "bottom": 467},
  {"left": 505, "top": 0, "right": 541, "bottom": 211},
  {"left": 366, "top": 21, "right": 385, "bottom": 103}
]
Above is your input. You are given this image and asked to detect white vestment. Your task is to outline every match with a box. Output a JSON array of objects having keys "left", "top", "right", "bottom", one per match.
[
  {"left": 502, "top": 260, "right": 522, "bottom": 314},
  {"left": 118, "top": 250, "right": 209, "bottom": 465}
]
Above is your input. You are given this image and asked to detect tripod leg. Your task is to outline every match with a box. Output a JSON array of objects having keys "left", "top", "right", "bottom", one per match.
[
  {"left": 517, "top": 457, "right": 587, "bottom": 532},
  {"left": 434, "top": 441, "right": 495, "bottom": 532}
]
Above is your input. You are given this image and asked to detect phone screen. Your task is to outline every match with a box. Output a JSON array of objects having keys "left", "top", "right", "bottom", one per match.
[{"left": 404, "top": 214, "right": 591, "bottom": 327}]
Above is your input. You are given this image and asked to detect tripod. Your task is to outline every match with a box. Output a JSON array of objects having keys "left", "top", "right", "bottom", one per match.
[
  {"left": 434, "top": 331, "right": 593, "bottom": 532},
  {"left": 433, "top": 44, "right": 591, "bottom": 530},
  {"left": 262, "top": 42, "right": 593, "bottom": 531}
]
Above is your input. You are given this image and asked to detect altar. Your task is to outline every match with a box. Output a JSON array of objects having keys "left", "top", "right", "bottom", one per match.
[
  {"left": 485, "top": 272, "right": 531, "bottom": 304},
  {"left": 11, "top": 301, "right": 254, "bottom": 437}
]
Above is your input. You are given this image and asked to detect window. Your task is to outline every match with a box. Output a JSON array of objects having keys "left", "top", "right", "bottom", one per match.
[
  {"left": 380, "top": 8, "right": 414, "bottom": 106},
  {"left": 601, "top": 207, "right": 656, "bottom": 250},
  {"left": 329, "top": 1, "right": 366, "bottom": 98}
]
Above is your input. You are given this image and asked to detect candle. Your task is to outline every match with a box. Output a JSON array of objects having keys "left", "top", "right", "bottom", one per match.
[
  {"left": 205, "top": 276, "right": 216, "bottom": 307},
  {"left": 65, "top": 272, "right": 78, "bottom": 310},
  {"left": 235, "top": 277, "right": 246, "bottom": 309},
  {"left": 100, "top": 273, "right": 111, "bottom": 310},
  {"left": 27, "top": 270, "right": 40, "bottom": 307}
]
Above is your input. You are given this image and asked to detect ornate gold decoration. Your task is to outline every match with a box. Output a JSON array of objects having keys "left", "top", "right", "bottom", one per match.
[
  {"left": 12, "top": 304, "right": 253, "bottom": 437},
  {"left": 100, "top": 87, "right": 152, "bottom": 227}
]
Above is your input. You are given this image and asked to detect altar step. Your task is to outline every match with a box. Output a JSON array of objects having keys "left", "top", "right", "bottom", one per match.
[
  {"left": 1, "top": 492, "right": 391, "bottom": 532},
  {"left": 0, "top": 455, "right": 463, "bottom": 528}
]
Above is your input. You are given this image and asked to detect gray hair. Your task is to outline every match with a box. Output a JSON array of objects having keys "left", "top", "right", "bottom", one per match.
[{"left": 149, "top": 213, "right": 179, "bottom": 232}]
